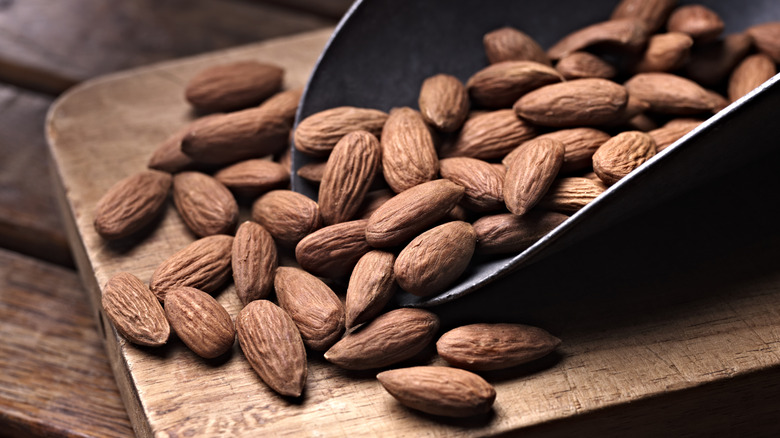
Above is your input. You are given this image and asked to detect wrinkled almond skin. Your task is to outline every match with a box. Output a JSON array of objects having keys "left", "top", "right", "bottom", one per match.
[
  {"left": 319, "top": 131, "right": 382, "bottom": 224},
  {"left": 504, "top": 138, "right": 565, "bottom": 216},
  {"left": 624, "top": 73, "right": 716, "bottom": 115},
  {"left": 418, "top": 74, "right": 470, "bottom": 132},
  {"left": 514, "top": 78, "right": 628, "bottom": 127},
  {"left": 547, "top": 18, "right": 649, "bottom": 60},
  {"left": 366, "top": 179, "right": 465, "bottom": 247},
  {"left": 102, "top": 272, "right": 170, "bottom": 347},
  {"left": 94, "top": 170, "right": 172, "bottom": 240},
  {"left": 649, "top": 118, "right": 703, "bottom": 152},
  {"left": 251, "top": 190, "right": 321, "bottom": 247},
  {"left": 747, "top": 22, "right": 780, "bottom": 63},
  {"left": 294, "top": 106, "right": 388, "bottom": 156},
  {"left": 377, "top": 366, "right": 495, "bottom": 417},
  {"left": 236, "top": 300, "right": 307, "bottom": 398},
  {"left": 466, "top": 61, "right": 564, "bottom": 108},
  {"left": 185, "top": 61, "right": 283, "bottom": 112},
  {"left": 593, "top": 131, "right": 656, "bottom": 185},
  {"left": 381, "top": 107, "right": 439, "bottom": 193},
  {"left": 473, "top": 211, "right": 569, "bottom": 254},
  {"left": 356, "top": 189, "right": 395, "bottom": 219},
  {"left": 232, "top": 221, "right": 277, "bottom": 305},
  {"left": 345, "top": 250, "right": 397, "bottom": 329},
  {"left": 148, "top": 115, "right": 221, "bottom": 173},
  {"left": 539, "top": 177, "right": 607, "bottom": 214},
  {"left": 213, "top": 159, "right": 290, "bottom": 196},
  {"left": 667, "top": 4, "right": 724, "bottom": 42},
  {"left": 505, "top": 128, "right": 611, "bottom": 174},
  {"left": 635, "top": 32, "right": 693, "bottom": 73},
  {"left": 324, "top": 308, "right": 440, "bottom": 370},
  {"left": 441, "top": 109, "right": 537, "bottom": 159},
  {"left": 684, "top": 32, "right": 753, "bottom": 87},
  {"left": 611, "top": 0, "right": 678, "bottom": 33},
  {"left": 173, "top": 171, "right": 238, "bottom": 237},
  {"left": 728, "top": 54, "right": 777, "bottom": 102},
  {"left": 149, "top": 235, "right": 233, "bottom": 301},
  {"left": 395, "top": 221, "right": 476, "bottom": 297},
  {"left": 555, "top": 52, "right": 617, "bottom": 80},
  {"left": 483, "top": 26, "right": 550, "bottom": 65},
  {"left": 295, "top": 219, "right": 372, "bottom": 279},
  {"left": 439, "top": 157, "right": 504, "bottom": 212},
  {"left": 164, "top": 287, "right": 235, "bottom": 358},
  {"left": 274, "top": 267, "right": 345, "bottom": 351},
  {"left": 436, "top": 323, "right": 561, "bottom": 371}
]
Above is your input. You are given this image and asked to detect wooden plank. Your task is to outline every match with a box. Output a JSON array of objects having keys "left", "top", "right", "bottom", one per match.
[
  {"left": 0, "top": 248, "right": 133, "bottom": 438},
  {"left": 0, "top": 0, "right": 333, "bottom": 94},
  {"left": 46, "top": 28, "right": 780, "bottom": 436}
]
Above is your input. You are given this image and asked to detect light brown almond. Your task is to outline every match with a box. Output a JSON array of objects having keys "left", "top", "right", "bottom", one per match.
[
  {"left": 547, "top": 18, "right": 649, "bottom": 60},
  {"left": 295, "top": 219, "right": 372, "bottom": 279},
  {"left": 236, "top": 300, "right": 307, "bottom": 398},
  {"left": 185, "top": 61, "right": 283, "bottom": 112},
  {"left": 538, "top": 177, "right": 607, "bottom": 214},
  {"left": 684, "top": 32, "right": 753, "bottom": 86},
  {"left": 294, "top": 106, "right": 388, "bottom": 156},
  {"left": 437, "top": 323, "right": 561, "bottom": 371},
  {"left": 473, "top": 211, "right": 569, "bottom": 254},
  {"left": 164, "top": 287, "right": 235, "bottom": 359},
  {"left": 366, "top": 179, "right": 465, "bottom": 247},
  {"left": 728, "top": 53, "right": 777, "bottom": 102},
  {"left": 94, "top": 170, "right": 171, "bottom": 240},
  {"left": 441, "top": 109, "right": 537, "bottom": 159},
  {"left": 505, "top": 128, "right": 611, "bottom": 174},
  {"left": 483, "top": 27, "right": 550, "bottom": 65},
  {"left": 624, "top": 72, "right": 717, "bottom": 115},
  {"left": 747, "top": 22, "right": 780, "bottom": 63},
  {"left": 439, "top": 157, "right": 504, "bottom": 212},
  {"left": 466, "top": 61, "right": 563, "bottom": 108},
  {"left": 324, "top": 308, "right": 439, "bottom": 370},
  {"left": 345, "top": 250, "right": 397, "bottom": 329},
  {"left": 102, "top": 272, "right": 169, "bottom": 347},
  {"left": 503, "top": 138, "right": 565, "bottom": 215},
  {"left": 148, "top": 114, "right": 221, "bottom": 173},
  {"left": 173, "top": 171, "right": 238, "bottom": 237},
  {"left": 592, "top": 131, "right": 656, "bottom": 185},
  {"left": 251, "top": 190, "right": 321, "bottom": 247},
  {"left": 649, "top": 118, "right": 703, "bottom": 152},
  {"left": 356, "top": 189, "right": 395, "bottom": 219},
  {"left": 555, "top": 52, "right": 617, "bottom": 80},
  {"left": 394, "top": 221, "right": 476, "bottom": 297},
  {"left": 258, "top": 87, "right": 303, "bottom": 125},
  {"left": 418, "top": 74, "right": 470, "bottom": 132},
  {"left": 213, "top": 159, "right": 290, "bottom": 196},
  {"left": 514, "top": 78, "right": 628, "bottom": 127},
  {"left": 625, "top": 113, "right": 659, "bottom": 132},
  {"left": 667, "top": 4, "right": 724, "bottom": 42},
  {"left": 381, "top": 107, "right": 439, "bottom": 193},
  {"left": 232, "top": 221, "right": 277, "bottom": 305},
  {"left": 296, "top": 161, "right": 326, "bottom": 183},
  {"left": 635, "top": 32, "right": 693, "bottom": 73},
  {"left": 611, "top": 0, "right": 678, "bottom": 33},
  {"left": 149, "top": 235, "right": 233, "bottom": 301}
]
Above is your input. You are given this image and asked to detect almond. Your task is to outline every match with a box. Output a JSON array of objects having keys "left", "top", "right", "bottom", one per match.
[
  {"left": 394, "top": 221, "right": 476, "bottom": 297},
  {"left": 547, "top": 18, "right": 649, "bottom": 60},
  {"left": 258, "top": 87, "right": 303, "bottom": 125},
  {"left": 377, "top": 366, "right": 495, "bottom": 417},
  {"left": 319, "top": 131, "right": 382, "bottom": 224},
  {"left": 345, "top": 250, "right": 397, "bottom": 329},
  {"left": 610, "top": 0, "right": 678, "bottom": 33},
  {"left": 147, "top": 114, "right": 221, "bottom": 173},
  {"left": 592, "top": 131, "right": 656, "bottom": 185},
  {"left": 439, "top": 157, "right": 504, "bottom": 212},
  {"left": 366, "top": 179, "right": 465, "bottom": 247},
  {"left": 164, "top": 287, "right": 235, "bottom": 358},
  {"left": 324, "top": 308, "right": 439, "bottom": 370},
  {"left": 356, "top": 189, "right": 395, "bottom": 219},
  {"left": 436, "top": 323, "right": 561, "bottom": 371},
  {"left": 649, "top": 118, "right": 703, "bottom": 152},
  {"left": 251, "top": 190, "right": 321, "bottom": 247},
  {"left": 185, "top": 61, "right": 283, "bottom": 112},
  {"left": 466, "top": 61, "right": 563, "bottom": 108},
  {"left": 294, "top": 106, "right": 388, "bottom": 156},
  {"left": 538, "top": 177, "right": 607, "bottom": 214},
  {"left": 213, "top": 159, "right": 290, "bottom": 196},
  {"left": 684, "top": 32, "right": 753, "bottom": 86},
  {"left": 728, "top": 53, "right": 777, "bottom": 102},
  {"left": 441, "top": 109, "right": 537, "bottom": 159},
  {"left": 295, "top": 219, "right": 372, "bottom": 279},
  {"left": 747, "top": 22, "right": 780, "bottom": 63},
  {"left": 236, "top": 300, "right": 307, "bottom": 398},
  {"left": 514, "top": 78, "right": 628, "bottom": 127},
  {"left": 473, "top": 211, "right": 569, "bottom": 254},
  {"left": 381, "top": 107, "right": 439, "bottom": 193},
  {"left": 94, "top": 170, "right": 171, "bottom": 240},
  {"left": 102, "top": 272, "right": 169, "bottom": 347},
  {"left": 149, "top": 234, "right": 233, "bottom": 301},
  {"left": 296, "top": 161, "right": 326, "bottom": 184},
  {"left": 634, "top": 32, "right": 693, "bottom": 73},
  {"left": 624, "top": 72, "right": 717, "bottom": 115},
  {"left": 418, "top": 74, "right": 470, "bottom": 132},
  {"left": 173, "top": 171, "right": 238, "bottom": 237},
  {"left": 503, "top": 138, "right": 565, "bottom": 215},
  {"left": 667, "top": 4, "right": 724, "bottom": 42},
  {"left": 555, "top": 52, "right": 617, "bottom": 80},
  {"left": 483, "top": 27, "right": 550, "bottom": 65},
  {"left": 232, "top": 221, "right": 277, "bottom": 305},
  {"left": 505, "top": 128, "right": 611, "bottom": 174}
]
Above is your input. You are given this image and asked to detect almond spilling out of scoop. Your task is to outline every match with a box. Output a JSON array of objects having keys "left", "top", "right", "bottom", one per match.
[
  {"left": 251, "top": 189, "right": 322, "bottom": 247},
  {"left": 295, "top": 219, "right": 372, "bottom": 279},
  {"left": 94, "top": 170, "right": 172, "bottom": 240},
  {"left": 294, "top": 106, "right": 388, "bottom": 156},
  {"left": 232, "top": 221, "right": 277, "bottom": 305},
  {"left": 184, "top": 61, "right": 283, "bottom": 112},
  {"left": 213, "top": 159, "right": 290, "bottom": 196},
  {"left": 173, "top": 171, "right": 238, "bottom": 237},
  {"left": 102, "top": 272, "right": 170, "bottom": 347},
  {"left": 164, "top": 286, "right": 235, "bottom": 359}
]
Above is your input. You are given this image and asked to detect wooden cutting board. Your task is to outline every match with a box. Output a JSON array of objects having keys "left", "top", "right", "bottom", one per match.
[{"left": 46, "top": 28, "right": 780, "bottom": 437}]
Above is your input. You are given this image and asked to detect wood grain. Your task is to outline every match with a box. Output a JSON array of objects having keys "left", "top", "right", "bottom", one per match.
[
  {"left": 46, "top": 28, "right": 780, "bottom": 436},
  {"left": 0, "top": 248, "right": 133, "bottom": 438}
]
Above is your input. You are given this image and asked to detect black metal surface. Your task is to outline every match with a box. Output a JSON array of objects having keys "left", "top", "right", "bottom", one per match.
[{"left": 292, "top": 0, "right": 780, "bottom": 306}]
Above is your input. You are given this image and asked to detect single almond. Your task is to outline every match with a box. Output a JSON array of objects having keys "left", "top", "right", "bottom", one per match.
[
  {"left": 473, "top": 211, "right": 569, "bottom": 254},
  {"left": 466, "top": 61, "right": 564, "bottom": 108},
  {"left": 439, "top": 157, "right": 504, "bottom": 212},
  {"left": 505, "top": 128, "right": 611, "bottom": 174},
  {"left": 236, "top": 300, "right": 307, "bottom": 398},
  {"left": 294, "top": 106, "right": 388, "bottom": 156},
  {"left": 483, "top": 27, "right": 550, "bottom": 65},
  {"left": 295, "top": 219, "right": 372, "bottom": 279},
  {"left": 503, "top": 138, "right": 565, "bottom": 215},
  {"left": 555, "top": 52, "right": 617, "bottom": 80},
  {"left": 547, "top": 18, "right": 649, "bottom": 60},
  {"left": 149, "top": 235, "right": 233, "bottom": 301},
  {"left": 592, "top": 131, "right": 657, "bottom": 185},
  {"left": 324, "top": 308, "right": 439, "bottom": 370},
  {"left": 514, "top": 78, "right": 628, "bottom": 127},
  {"left": 232, "top": 221, "right": 277, "bottom": 305},
  {"left": 441, "top": 109, "right": 537, "bottom": 159},
  {"left": 610, "top": 0, "right": 678, "bottom": 33},
  {"left": 296, "top": 161, "right": 326, "bottom": 184},
  {"left": 436, "top": 323, "right": 561, "bottom": 371},
  {"left": 747, "top": 22, "right": 780, "bottom": 63},
  {"left": 418, "top": 74, "right": 470, "bottom": 132},
  {"left": 148, "top": 114, "right": 221, "bottom": 173},
  {"left": 345, "top": 250, "right": 397, "bottom": 329},
  {"left": 251, "top": 190, "right": 321, "bottom": 247},
  {"left": 394, "top": 221, "right": 476, "bottom": 297},
  {"left": 649, "top": 118, "right": 703, "bottom": 152},
  {"left": 102, "top": 272, "right": 169, "bottom": 347},
  {"left": 356, "top": 189, "right": 395, "bottom": 219},
  {"left": 213, "top": 159, "right": 289, "bottom": 196},
  {"left": 94, "top": 170, "right": 171, "bottom": 240},
  {"left": 257, "top": 87, "right": 303, "bottom": 125},
  {"left": 185, "top": 61, "right": 283, "bottom": 112},
  {"left": 624, "top": 72, "right": 717, "bottom": 115},
  {"left": 728, "top": 53, "right": 777, "bottom": 102},
  {"left": 667, "top": 4, "right": 724, "bottom": 42},
  {"left": 684, "top": 32, "right": 753, "bottom": 86},
  {"left": 274, "top": 267, "right": 345, "bottom": 351},
  {"left": 164, "top": 287, "right": 235, "bottom": 358},
  {"left": 381, "top": 107, "right": 439, "bottom": 193},
  {"left": 634, "top": 32, "right": 693, "bottom": 73},
  {"left": 538, "top": 177, "right": 607, "bottom": 214},
  {"left": 173, "top": 171, "right": 238, "bottom": 237}
]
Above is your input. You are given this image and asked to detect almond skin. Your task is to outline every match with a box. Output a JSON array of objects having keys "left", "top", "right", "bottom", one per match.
[
  {"left": 164, "top": 287, "right": 235, "bottom": 359},
  {"left": 232, "top": 221, "right": 277, "bottom": 305},
  {"left": 236, "top": 300, "right": 307, "bottom": 398},
  {"left": 555, "top": 52, "right": 617, "bottom": 80},
  {"left": 514, "top": 78, "right": 628, "bottom": 127},
  {"left": 324, "top": 308, "right": 439, "bottom": 370},
  {"left": 94, "top": 170, "right": 172, "bottom": 240},
  {"left": 213, "top": 159, "right": 290, "bottom": 196},
  {"left": 102, "top": 272, "right": 169, "bottom": 347},
  {"left": 483, "top": 26, "right": 550, "bottom": 65},
  {"left": 418, "top": 74, "right": 470, "bottom": 132},
  {"left": 295, "top": 219, "right": 372, "bottom": 279},
  {"left": 667, "top": 4, "right": 724, "bottom": 42},
  {"left": 538, "top": 177, "right": 607, "bottom": 214},
  {"left": 381, "top": 107, "right": 439, "bottom": 193},
  {"left": 503, "top": 138, "right": 565, "bottom": 216},
  {"left": 377, "top": 366, "right": 495, "bottom": 417},
  {"left": 251, "top": 190, "right": 321, "bottom": 247},
  {"left": 473, "top": 211, "right": 569, "bottom": 254},
  {"left": 728, "top": 54, "right": 777, "bottom": 102},
  {"left": 173, "top": 171, "right": 238, "bottom": 237},
  {"left": 649, "top": 118, "right": 703, "bottom": 152},
  {"left": 441, "top": 109, "right": 537, "bottom": 159},
  {"left": 505, "top": 128, "right": 611, "bottom": 174},
  {"left": 296, "top": 161, "right": 326, "bottom": 184},
  {"left": 274, "top": 267, "right": 345, "bottom": 351},
  {"left": 149, "top": 235, "right": 233, "bottom": 301},
  {"left": 258, "top": 88, "right": 303, "bottom": 125},
  {"left": 635, "top": 32, "right": 693, "bottom": 73},
  {"left": 366, "top": 179, "right": 465, "bottom": 248},
  {"left": 466, "top": 61, "right": 563, "bottom": 108},
  {"left": 593, "top": 131, "right": 656, "bottom": 185},
  {"left": 394, "top": 221, "right": 476, "bottom": 297},
  {"left": 436, "top": 323, "right": 561, "bottom": 371},
  {"left": 439, "top": 157, "right": 504, "bottom": 212},
  {"left": 747, "top": 22, "right": 780, "bottom": 63},
  {"left": 185, "top": 61, "right": 283, "bottom": 112},
  {"left": 547, "top": 18, "right": 649, "bottom": 60},
  {"left": 345, "top": 250, "right": 397, "bottom": 329},
  {"left": 610, "top": 0, "right": 678, "bottom": 33},
  {"left": 294, "top": 106, "right": 388, "bottom": 156},
  {"left": 148, "top": 114, "right": 221, "bottom": 173},
  {"left": 623, "top": 73, "right": 717, "bottom": 115}
]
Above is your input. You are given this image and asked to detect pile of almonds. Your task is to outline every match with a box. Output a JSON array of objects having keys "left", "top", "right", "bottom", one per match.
[{"left": 95, "top": 0, "right": 779, "bottom": 418}]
